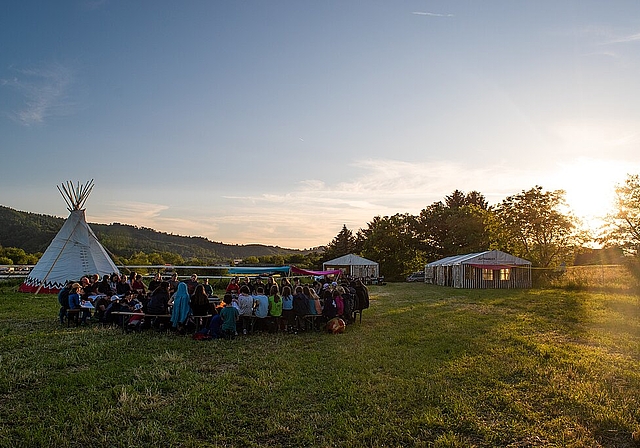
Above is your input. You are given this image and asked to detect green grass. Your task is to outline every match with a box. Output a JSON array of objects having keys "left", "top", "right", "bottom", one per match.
[{"left": 1, "top": 282, "right": 639, "bottom": 447}]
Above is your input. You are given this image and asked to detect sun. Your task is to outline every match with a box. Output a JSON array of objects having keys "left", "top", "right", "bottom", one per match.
[{"left": 549, "top": 158, "right": 624, "bottom": 232}]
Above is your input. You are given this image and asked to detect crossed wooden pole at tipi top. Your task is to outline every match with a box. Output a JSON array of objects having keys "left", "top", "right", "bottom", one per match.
[
  {"left": 57, "top": 179, "right": 94, "bottom": 212},
  {"left": 56, "top": 179, "right": 130, "bottom": 275}
]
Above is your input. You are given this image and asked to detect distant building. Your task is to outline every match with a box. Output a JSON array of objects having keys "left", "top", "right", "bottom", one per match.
[
  {"left": 426, "top": 250, "right": 531, "bottom": 289},
  {"left": 323, "top": 254, "right": 379, "bottom": 279}
]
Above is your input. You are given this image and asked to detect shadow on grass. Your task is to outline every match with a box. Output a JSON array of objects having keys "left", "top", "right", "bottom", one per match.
[{"left": 363, "top": 284, "right": 640, "bottom": 447}]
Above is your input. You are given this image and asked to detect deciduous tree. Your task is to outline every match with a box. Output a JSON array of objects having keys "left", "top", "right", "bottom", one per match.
[
  {"left": 601, "top": 174, "right": 640, "bottom": 256},
  {"left": 0, "top": 246, "right": 39, "bottom": 265},
  {"left": 413, "top": 190, "right": 490, "bottom": 260},
  {"left": 357, "top": 214, "right": 426, "bottom": 281},
  {"left": 600, "top": 174, "right": 640, "bottom": 291},
  {"left": 489, "top": 186, "right": 577, "bottom": 267}
]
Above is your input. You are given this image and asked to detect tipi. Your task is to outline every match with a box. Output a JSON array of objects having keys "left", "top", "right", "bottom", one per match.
[{"left": 19, "top": 180, "right": 120, "bottom": 294}]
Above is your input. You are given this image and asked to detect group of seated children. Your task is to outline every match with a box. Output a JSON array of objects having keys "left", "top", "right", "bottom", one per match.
[
  {"left": 57, "top": 271, "right": 214, "bottom": 331},
  {"left": 57, "top": 272, "right": 370, "bottom": 338},
  {"left": 58, "top": 278, "right": 145, "bottom": 327},
  {"left": 198, "top": 275, "right": 370, "bottom": 339}
]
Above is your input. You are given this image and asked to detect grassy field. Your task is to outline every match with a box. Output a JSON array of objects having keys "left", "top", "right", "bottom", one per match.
[
  {"left": 1, "top": 282, "right": 639, "bottom": 447},
  {"left": 545, "top": 265, "right": 637, "bottom": 292}
]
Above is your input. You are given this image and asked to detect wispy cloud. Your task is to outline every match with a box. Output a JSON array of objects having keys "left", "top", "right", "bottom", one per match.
[
  {"left": 103, "top": 201, "right": 169, "bottom": 221},
  {"left": 606, "top": 32, "right": 640, "bottom": 44},
  {"left": 88, "top": 157, "right": 639, "bottom": 249},
  {"left": 206, "top": 159, "right": 541, "bottom": 246},
  {"left": 90, "top": 200, "right": 221, "bottom": 241},
  {"left": 412, "top": 11, "right": 454, "bottom": 17},
  {"left": 1, "top": 62, "right": 75, "bottom": 126},
  {"left": 550, "top": 118, "right": 640, "bottom": 155}
]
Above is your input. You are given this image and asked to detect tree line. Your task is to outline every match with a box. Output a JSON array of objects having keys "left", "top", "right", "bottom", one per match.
[{"left": 322, "top": 175, "right": 640, "bottom": 281}]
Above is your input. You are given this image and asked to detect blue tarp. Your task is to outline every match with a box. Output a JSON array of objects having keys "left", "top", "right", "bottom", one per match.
[{"left": 227, "top": 266, "right": 291, "bottom": 275}]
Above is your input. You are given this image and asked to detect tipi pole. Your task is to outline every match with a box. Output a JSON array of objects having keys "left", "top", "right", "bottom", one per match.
[{"left": 57, "top": 184, "right": 74, "bottom": 212}]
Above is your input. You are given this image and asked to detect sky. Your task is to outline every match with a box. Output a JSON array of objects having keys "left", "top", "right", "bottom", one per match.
[{"left": 2, "top": 1, "right": 640, "bottom": 249}]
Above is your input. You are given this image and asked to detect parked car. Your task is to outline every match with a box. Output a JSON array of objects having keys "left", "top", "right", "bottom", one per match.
[{"left": 406, "top": 271, "right": 425, "bottom": 282}]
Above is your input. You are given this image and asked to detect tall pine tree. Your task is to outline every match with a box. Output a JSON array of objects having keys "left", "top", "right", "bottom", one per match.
[{"left": 323, "top": 224, "right": 356, "bottom": 261}]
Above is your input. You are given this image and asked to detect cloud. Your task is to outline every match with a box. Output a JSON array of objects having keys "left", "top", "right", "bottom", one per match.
[
  {"left": 550, "top": 118, "right": 640, "bottom": 156},
  {"left": 411, "top": 11, "right": 454, "bottom": 17},
  {"left": 87, "top": 156, "right": 640, "bottom": 249},
  {"left": 205, "top": 159, "right": 542, "bottom": 247},
  {"left": 606, "top": 32, "right": 640, "bottom": 44},
  {"left": 1, "top": 62, "right": 74, "bottom": 125},
  {"left": 566, "top": 25, "right": 640, "bottom": 49},
  {"left": 96, "top": 201, "right": 169, "bottom": 222},
  {"left": 212, "top": 156, "right": 639, "bottom": 247},
  {"left": 90, "top": 200, "right": 222, "bottom": 241}
]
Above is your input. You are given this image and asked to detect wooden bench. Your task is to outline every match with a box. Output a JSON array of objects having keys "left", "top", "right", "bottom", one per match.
[
  {"left": 110, "top": 312, "right": 212, "bottom": 334},
  {"left": 110, "top": 311, "right": 169, "bottom": 333},
  {"left": 65, "top": 303, "right": 95, "bottom": 327}
]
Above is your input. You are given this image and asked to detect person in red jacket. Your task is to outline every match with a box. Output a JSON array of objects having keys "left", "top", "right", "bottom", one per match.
[{"left": 225, "top": 276, "right": 240, "bottom": 296}]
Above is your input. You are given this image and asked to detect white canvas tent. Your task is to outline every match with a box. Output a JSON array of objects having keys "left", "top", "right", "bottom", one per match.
[
  {"left": 425, "top": 250, "right": 531, "bottom": 289},
  {"left": 323, "top": 254, "right": 379, "bottom": 279},
  {"left": 19, "top": 181, "right": 120, "bottom": 294}
]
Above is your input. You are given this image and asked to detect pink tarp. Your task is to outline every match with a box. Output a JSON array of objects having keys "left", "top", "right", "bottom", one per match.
[{"left": 290, "top": 266, "right": 342, "bottom": 277}]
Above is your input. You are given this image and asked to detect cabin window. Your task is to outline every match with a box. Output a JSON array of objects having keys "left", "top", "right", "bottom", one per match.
[
  {"left": 500, "top": 269, "right": 510, "bottom": 281},
  {"left": 482, "top": 269, "right": 493, "bottom": 281}
]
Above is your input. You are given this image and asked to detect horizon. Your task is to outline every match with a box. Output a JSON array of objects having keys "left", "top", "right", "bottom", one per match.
[
  {"left": 0, "top": 201, "right": 321, "bottom": 251},
  {"left": 2, "top": 2, "right": 640, "bottom": 249}
]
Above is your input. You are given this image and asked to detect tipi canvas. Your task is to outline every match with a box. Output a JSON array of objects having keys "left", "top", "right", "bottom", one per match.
[{"left": 19, "top": 181, "right": 120, "bottom": 294}]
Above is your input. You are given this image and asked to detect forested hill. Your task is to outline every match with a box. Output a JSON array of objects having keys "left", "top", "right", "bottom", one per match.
[{"left": 0, "top": 205, "right": 311, "bottom": 261}]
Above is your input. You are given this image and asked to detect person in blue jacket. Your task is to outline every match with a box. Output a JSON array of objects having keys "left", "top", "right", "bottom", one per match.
[
  {"left": 170, "top": 282, "right": 192, "bottom": 333},
  {"left": 68, "top": 282, "right": 90, "bottom": 324}
]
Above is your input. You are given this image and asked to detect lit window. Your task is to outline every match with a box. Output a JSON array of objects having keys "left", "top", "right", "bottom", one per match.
[
  {"left": 482, "top": 269, "right": 493, "bottom": 281},
  {"left": 500, "top": 269, "right": 510, "bottom": 281}
]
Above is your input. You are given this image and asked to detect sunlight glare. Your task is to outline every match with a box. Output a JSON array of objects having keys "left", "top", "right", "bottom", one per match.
[{"left": 548, "top": 158, "right": 622, "bottom": 231}]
